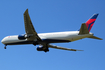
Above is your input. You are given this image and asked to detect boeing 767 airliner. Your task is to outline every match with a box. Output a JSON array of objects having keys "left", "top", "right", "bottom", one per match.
[{"left": 1, "top": 9, "right": 102, "bottom": 52}]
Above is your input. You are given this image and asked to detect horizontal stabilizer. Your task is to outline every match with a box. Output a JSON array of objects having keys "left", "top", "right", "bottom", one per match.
[
  {"left": 79, "top": 23, "right": 89, "bottom": 35},
  {"left": 88, "top": 36, "right": 103, "bottom": 40},
  {"left": 48, "top": 44, "right": 83, "bottom": 51}
]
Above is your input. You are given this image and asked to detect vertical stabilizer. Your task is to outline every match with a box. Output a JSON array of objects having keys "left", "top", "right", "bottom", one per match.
[
  {"left": 79, "top": 23, "right": 89, "bottom": 35},
  {"left": 85, "top": 14, "right": 99, "bottom": 32}
]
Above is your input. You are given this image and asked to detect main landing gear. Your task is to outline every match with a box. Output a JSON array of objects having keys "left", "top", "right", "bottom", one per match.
[{"left": 4, "top": 45, "right": 7, "bottom": 49}]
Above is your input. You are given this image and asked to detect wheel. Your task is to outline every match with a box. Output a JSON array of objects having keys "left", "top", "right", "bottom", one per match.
[
  {"left": 44, "top": 49, "right": 49, "bottom": 52},
  {"left": 4, "top": 46, "right": 6, "bottom": 49}
]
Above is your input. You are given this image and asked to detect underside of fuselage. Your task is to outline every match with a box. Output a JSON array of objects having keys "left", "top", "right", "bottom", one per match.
[{"left": 4, "top": 39, "right": 71, "bottom": 45}]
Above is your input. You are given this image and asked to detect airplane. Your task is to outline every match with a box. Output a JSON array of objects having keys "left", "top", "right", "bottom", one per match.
[{"left": 1, "top": 9, "right": 102, "bottom": 52}]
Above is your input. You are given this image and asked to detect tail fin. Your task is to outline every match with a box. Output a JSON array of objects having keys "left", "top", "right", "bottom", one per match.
[
  {"left": 85, "top": 14, "right": 99, "bottom": 32},
  {"left": 79, "top": 23, "right": 89, "bottom": 35}
]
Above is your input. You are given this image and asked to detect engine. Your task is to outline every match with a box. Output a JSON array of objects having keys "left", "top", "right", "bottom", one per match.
[
  {"left": 18, "top": 34, "right": 31, "bottom": 40},
  {"left": 18, "top": 34, "right": 26, "bottom": 40},
  {"left": 37, "top": 45, "right": 49, "bottom": 52}
]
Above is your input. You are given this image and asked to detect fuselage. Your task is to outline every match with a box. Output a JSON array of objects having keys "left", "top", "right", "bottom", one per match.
[{"left": 1, "top": 31, "right": 93, "bottom": 45}]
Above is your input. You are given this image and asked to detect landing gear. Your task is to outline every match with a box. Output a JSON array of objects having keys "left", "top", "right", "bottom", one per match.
[
  {"left": 44, "top": 49, "right": 49, "bottom": 53},
  {"left": 44, "top": 48, "right": 49, "bottom": 52},
  {"left": 37, "top": 44, "right": 49, "bottom": 52},
  {"left": 33, "top": 42, "right": 38, "bottom": 46},
  {"left": 4, "top": 45, "right": 7, "bottom": 49},
  {"left": 43, "top": 44, "right": 49, "bottom": 52}
]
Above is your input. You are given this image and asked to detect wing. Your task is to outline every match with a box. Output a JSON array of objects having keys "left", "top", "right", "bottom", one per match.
[
  {"left": 24, "top": 9, "right": 41, "bottom": 41},
  {"left": 48, "top": 44, "right": 83, "bottom": 51}
]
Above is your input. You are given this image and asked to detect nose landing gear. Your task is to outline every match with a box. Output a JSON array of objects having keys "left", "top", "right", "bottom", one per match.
[{"left": 4, "top": 45, "right": 7, "bottom": 49}]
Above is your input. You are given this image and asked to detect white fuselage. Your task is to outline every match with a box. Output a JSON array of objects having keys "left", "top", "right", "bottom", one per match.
[{"left": 1, "top": 31, "right": 93, "bottom": 45}]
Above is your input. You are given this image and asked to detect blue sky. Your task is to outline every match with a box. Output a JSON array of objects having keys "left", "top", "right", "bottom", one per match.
[{"left": 0, "top": 0, "right": 105, "bottom": 70}]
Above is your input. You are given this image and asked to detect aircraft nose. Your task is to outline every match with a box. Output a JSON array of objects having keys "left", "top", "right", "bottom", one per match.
[{"left": 1, "top": 38, "right": 6, "bottom": 44}]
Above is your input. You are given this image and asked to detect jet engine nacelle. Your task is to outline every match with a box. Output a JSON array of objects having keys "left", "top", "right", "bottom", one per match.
[
  {"left": 18, "top": 34, "right": 32, "bottom": 40},
  {"left": 37, "top": 46, "right": 44, "bottom": 51},
  {"left": 18, "top": 34, "right": 26, "bottom": 40},
  {"left": 37, "top": 46, "right": 49, "bottom": 52}
]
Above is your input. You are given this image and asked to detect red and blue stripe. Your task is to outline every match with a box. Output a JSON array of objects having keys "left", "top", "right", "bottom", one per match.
[{"left": 85, "top": 14, "right": 99, "bottom": 32}]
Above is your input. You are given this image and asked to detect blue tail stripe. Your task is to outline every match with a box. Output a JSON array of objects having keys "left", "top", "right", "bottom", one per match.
[
  {"left": 88, "top": 21, "right": 95, "bottom": 30},
  {"left": 90, "top": 14, "right": 99, "bottom": 19}
]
